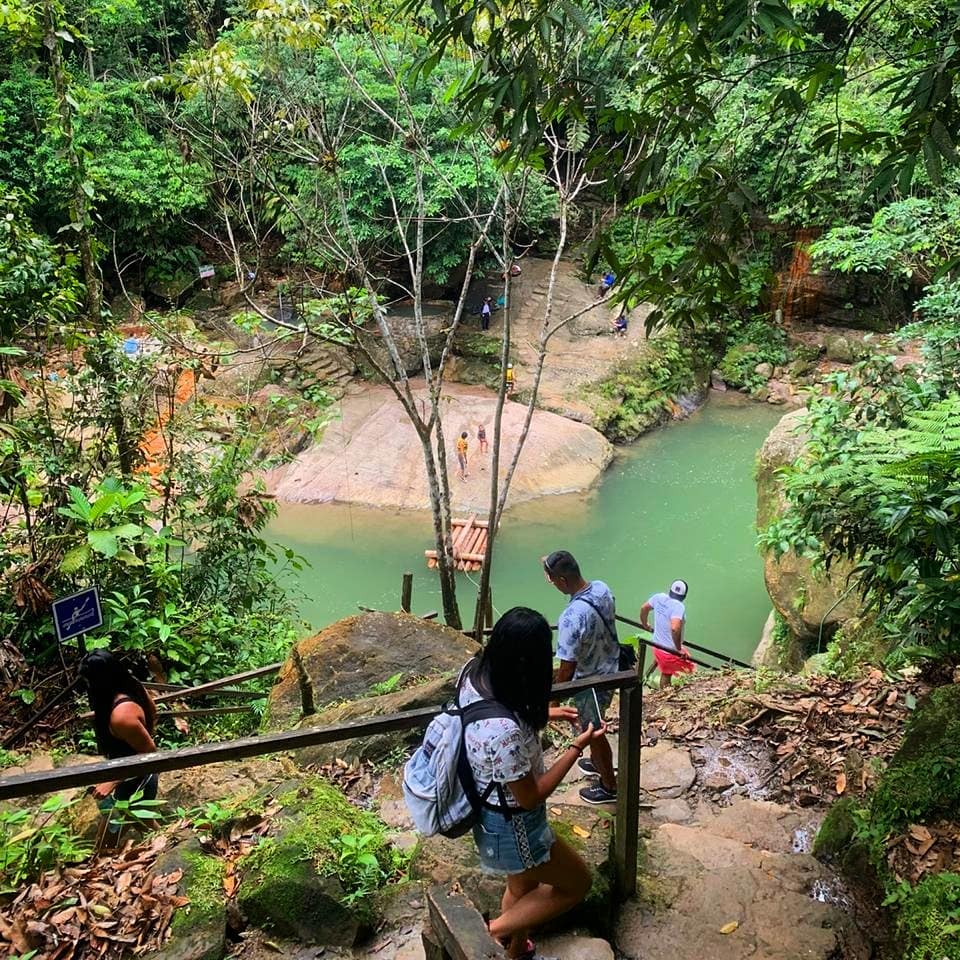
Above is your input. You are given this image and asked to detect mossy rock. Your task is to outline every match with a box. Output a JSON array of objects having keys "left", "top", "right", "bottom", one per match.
[
  {"left": 237, "top": 777, "right": 396, "bottom": 946},
  {"left": 265, "top": 611, "right": 478, "bottom": 730},
  {"left": 869, "top": 684, "right": 960, "bottom": 833},
  {"left": 152, "top": 835, "right": 227, "bottom": 960},
  {"left": 452, "top": 330, "right": 505, "bottom": 362},
  {"left": 894, "top": 871, "right": 960, "bottom": 960},
  {"left": 813, "top": 798, "right": 857, "bottom": 862}
]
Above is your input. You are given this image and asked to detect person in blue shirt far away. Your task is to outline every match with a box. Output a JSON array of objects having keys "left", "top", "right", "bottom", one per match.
[
  {"left": 599, "top": 271, "right": 615, "bottom": 296},
  {"left": 544, "top": 550, "right": 619, "bottom": 805}
]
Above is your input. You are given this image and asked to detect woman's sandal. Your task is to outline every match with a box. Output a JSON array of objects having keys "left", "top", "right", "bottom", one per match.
[{"left": 515, "top": 939, "right": 559, "bottom": 960}]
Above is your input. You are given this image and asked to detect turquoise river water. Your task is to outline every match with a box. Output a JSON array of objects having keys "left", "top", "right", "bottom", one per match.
[{"left": 267, "top": 395, "right": 784, "bottom": 666}]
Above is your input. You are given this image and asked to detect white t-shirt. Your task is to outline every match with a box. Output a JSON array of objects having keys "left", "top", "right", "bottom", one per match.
[
  {"left": 460, "top": 674, "right": 544, "bottom": 809},
  {"left": 649, "top": 592, "right": 685, "bottom": 652}
]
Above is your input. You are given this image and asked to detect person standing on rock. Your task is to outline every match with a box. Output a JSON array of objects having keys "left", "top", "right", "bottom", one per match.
[
  {"left": 462, "top": 607, "right": 601, "bottom": 960},
  {"left": 544, "top": 550, "right": 619, "bottom": 805},
  {"left": 481, "top": 296, "right": 493, "bottom": 331},
  {"left": 506, "top": 363, "right": 515, "bottom": 394},
  {"left": 477, "top": 423, "right": 488, "bottom": 456},
  {"left": 640, "top": 579, "right": 695, "bottom": 689},
  {"left": 456, "top": 431, "right": 469, "bottom": 481}
]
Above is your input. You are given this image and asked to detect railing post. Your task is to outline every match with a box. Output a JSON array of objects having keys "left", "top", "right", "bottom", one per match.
[
  {"left": 615, "top": 647, "right": 644, "bottom": 901},
  {"left": 401, "top": 571, "right": 413, "bottom": 613}
]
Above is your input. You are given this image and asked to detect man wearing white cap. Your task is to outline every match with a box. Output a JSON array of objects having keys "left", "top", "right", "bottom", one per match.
[{"left": 640, "top": 580, "right": 695, "bottom": 689}]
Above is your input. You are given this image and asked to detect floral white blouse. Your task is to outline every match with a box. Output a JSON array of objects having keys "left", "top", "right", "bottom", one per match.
[{"left": 460, "top": 674, "right": 544, "bottom": 809}]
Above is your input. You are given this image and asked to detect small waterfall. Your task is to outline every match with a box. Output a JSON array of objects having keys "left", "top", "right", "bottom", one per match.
[{"left": 775, "top": 227, "right": 822, "bottom": 324}]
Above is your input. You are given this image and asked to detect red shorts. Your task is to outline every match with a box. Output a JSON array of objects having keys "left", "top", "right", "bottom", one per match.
[{"left": 653, "top": 645, "right": 696, "bottom": 677}]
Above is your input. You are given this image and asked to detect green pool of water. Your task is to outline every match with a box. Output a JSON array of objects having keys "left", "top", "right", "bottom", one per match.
[{"left": 268, "top": 395, "right": 785, "bottom": 666}]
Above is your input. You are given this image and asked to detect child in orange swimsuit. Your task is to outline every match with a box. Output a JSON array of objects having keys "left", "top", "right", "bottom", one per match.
[{"left": 456, "top": 432, "right": 469, "bottom": 480}]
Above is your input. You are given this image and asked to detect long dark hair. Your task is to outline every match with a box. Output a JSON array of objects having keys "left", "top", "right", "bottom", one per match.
[
  {"left": 80, "top": 650, "right": 156, "bottom": 755},
  {"left": 477, "top": 607, "right": 553, "bottom": 731}
]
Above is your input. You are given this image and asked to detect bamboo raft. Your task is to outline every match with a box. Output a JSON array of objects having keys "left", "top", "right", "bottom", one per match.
[{"left": 425, "top": 514, "right": 490, "bottom": 572}]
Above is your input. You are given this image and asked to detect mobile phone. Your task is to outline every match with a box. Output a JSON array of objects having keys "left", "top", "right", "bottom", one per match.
[{"left": 591, "top": 687, "right": 602, "bottom": 727}]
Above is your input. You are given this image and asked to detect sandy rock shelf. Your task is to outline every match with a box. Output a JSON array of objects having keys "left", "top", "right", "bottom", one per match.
[{"left": 264, "top": 381, "right": 613, "bottom": 513}]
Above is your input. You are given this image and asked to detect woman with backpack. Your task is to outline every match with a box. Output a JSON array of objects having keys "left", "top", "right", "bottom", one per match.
[{"left": 461, "top": 607, "right": 605, "bottom": 960}]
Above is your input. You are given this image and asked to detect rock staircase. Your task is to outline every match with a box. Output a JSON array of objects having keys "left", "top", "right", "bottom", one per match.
[{"left": 482, "top": 258, "right": 651, "bottom": 423}]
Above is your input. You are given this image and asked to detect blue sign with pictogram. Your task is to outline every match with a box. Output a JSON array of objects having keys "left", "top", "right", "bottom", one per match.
[{"left": 52, "top": 587, "right": 103, "bottom": 643}]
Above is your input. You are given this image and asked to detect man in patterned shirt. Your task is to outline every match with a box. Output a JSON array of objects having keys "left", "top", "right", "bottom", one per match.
[{"left": 544, "top": 550, "right": 619, "bottom": 804}]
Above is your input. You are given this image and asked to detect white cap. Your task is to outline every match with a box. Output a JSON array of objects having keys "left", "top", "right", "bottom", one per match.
[{"left": 669, "top": 579, "right": 687, "bottom": 599}]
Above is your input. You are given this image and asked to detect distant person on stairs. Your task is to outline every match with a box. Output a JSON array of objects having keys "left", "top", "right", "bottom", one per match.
[
  {"left": 481, "top": 296, "right": 493, "bottom": 331},
  {"left": 544, "top": 550, "right": 619, "bottom": 805},
  {"left": 463, "top": 607, "right": 600, "bottom": 960},
  {"left": 456, "top": 431, "right": 469, "bottom": 481},
  {"left": 640, "top": 579, "right": 695, "bottom": 688}
]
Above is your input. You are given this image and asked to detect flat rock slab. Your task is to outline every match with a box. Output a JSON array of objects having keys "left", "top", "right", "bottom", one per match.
[
  {"left": 538, "top": 933, "right": 615, "bottom": 960},
  {"left": 265, "top": 381, "right": 613, "bottom": 512},
  {"left": 692, "top": 798, "right": 817, "bottom": 854},
  {"left": 640, "top": 743, "right": 695, "bottom": 799},
  {"left": 617, "top": 800, "right": 867, "bottom": 960},
  {"left": 650, "top": 799, "right": 693, "bottom": 823}
]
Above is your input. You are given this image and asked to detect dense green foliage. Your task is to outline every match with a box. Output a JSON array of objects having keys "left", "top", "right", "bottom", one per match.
[
  {"left": 852, "top": 686, "right": 960, "bottom": 959},
  {"left": 762, "top": 321, "right": 960, "bottom": 660}
]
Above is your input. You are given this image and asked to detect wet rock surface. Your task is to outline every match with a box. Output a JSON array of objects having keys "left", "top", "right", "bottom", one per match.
[{"left": 617, "top": 798, "right": 868, "bottom": 960}]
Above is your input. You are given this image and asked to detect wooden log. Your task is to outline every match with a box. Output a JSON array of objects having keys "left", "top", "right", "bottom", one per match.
[
  {"left": 144, "top": 683, "right": 266, "bottom": 701},
  {"left": 0, "top": 671, "right": 638, "bottom": 801},
  {"left": 158, "top": 705, "right": 254, "bottom": 719},
  {"left": 427, "top": 886, "right": 506, "bottom": 960},
  {"left": 151, "top": 663, "right": 281, "bottom": 704},
  {"left": 425, "top": 550, "right": 486, "bottom": 563},
  {"left": 464, "top": 528, "right": 485, "bottom": 557},
  {"left": 401, "top": 572, "right": 413, "bottom": 613},
  {"left": 451, "top": 518, "right": 489, "bottom": 528},
  {"left": 451, "top": 513, "right": 478, "bottom": 554},
  {"left": 615, "top": 667, "right": 643, "bottom": 901}
]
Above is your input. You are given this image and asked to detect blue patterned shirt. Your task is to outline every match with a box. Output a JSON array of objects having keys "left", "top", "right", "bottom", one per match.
[{"left": 556, "top": 580, "right": 619, "bottom": 679}]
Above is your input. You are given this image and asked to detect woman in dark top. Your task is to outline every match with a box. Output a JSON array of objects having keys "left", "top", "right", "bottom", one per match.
[{"left": 81, "top": 651, "right": 158, "bottom": 817}]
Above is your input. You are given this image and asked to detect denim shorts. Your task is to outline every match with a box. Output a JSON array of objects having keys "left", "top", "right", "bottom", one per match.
[
  {"left": 472, "top": 803, "right": 555, "bottom": 875},
  {"left": 574, "top": 687, "right": 613, "bottom": 731}
]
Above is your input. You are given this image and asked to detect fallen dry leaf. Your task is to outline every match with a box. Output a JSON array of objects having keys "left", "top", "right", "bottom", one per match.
[
  {"left": 719, "top": 921, "right": 739, "bottom": 935},
  {"left": 835, "top": 772, "right": 847, "bottom": 795},
  {"left": 572, "top": 825, "right": 591, "bottom": 839}
]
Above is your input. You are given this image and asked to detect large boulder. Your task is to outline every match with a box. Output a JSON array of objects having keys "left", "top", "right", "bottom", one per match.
[
  {"left": 265, "top": 612, "right": 478, "bottom": 730},
  {"left": 293, "top": 674, "right": 459, "bottom": 767},
  {"left": 756, "top": 409, "right": 861, "bottom": 658}
]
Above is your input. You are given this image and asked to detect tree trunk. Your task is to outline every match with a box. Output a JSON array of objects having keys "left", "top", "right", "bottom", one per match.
[{"left": 44, "top": 1, "right": 136, "bottom": 477}]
